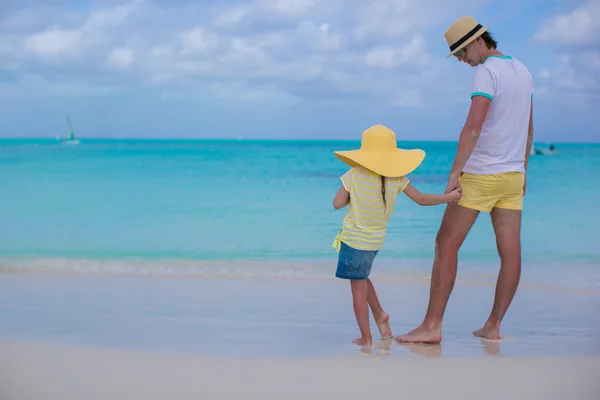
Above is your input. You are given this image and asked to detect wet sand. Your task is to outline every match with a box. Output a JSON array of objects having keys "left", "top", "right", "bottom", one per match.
[{"left": 1, "top": 273, "right": 599, "bottom": 358}]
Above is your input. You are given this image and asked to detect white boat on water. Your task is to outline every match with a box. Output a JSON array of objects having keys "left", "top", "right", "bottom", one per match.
[
  {"left": 62, "top": 137, "right": 80, "bottom": 145},
  {"left": 531, "top": 143, "right": 556, "bottom": 156},
  {"left": 57, "top": 114, "right": 80, "bottom": 145}
]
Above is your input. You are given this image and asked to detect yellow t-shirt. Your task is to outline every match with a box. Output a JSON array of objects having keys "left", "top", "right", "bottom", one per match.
[{"left": 333, "top": 167, "right": 409, "bottom": 252}]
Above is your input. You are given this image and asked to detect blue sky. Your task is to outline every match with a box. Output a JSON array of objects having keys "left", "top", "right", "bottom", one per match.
[{"left": 0, "top": 0, "right": 598, "bottom": 142}]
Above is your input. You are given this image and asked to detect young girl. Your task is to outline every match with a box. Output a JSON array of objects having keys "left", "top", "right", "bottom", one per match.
[{"left": 331, "top": 125, "right": 462, "bottom": 348}]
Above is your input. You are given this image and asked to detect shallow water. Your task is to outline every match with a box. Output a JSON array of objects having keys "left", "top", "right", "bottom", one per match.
[{"left": 1, "top": 140, "right": 599, "bottom": 270}]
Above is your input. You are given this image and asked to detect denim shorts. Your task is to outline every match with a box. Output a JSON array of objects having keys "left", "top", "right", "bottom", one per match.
[{"left": 335, "top": 241, "right": 379, "bottom": 280}]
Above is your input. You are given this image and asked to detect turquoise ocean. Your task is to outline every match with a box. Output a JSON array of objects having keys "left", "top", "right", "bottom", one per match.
[
  {"left": 1, "top": 139, "right": 599, "bottom": 358},
  {"left": 1, "top": 139, "right": 599, "bottom": 290}
]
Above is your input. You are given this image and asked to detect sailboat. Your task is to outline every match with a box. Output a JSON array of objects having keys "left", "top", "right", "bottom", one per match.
[
  {"left": 59, "top": 114, "right": 80, "bottom": 145},
  {"left": 531, "top": 143, "right": 556, "bottom": 156}
]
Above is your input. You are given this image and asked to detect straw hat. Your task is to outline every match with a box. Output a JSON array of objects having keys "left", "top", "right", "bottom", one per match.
[
  {"left": 444, "top": 16, "right": 488, "bottom": 57},
  {"left": 334, "top": 125, "right": 425, "bottom": 178}
]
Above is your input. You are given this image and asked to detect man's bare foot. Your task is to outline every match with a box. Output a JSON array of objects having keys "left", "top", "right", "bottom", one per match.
[
  {"left": 473, "top": 324, "right": 501, "bottom": 340},
  {"left": 374, "top": 312, "right": 392, "bottom": 339},
  {"left": 395, "top": 325, "right": 442, "bottom": 344},
  {"left": 352, "top": 337, "right": 372, "bottom": 347}
]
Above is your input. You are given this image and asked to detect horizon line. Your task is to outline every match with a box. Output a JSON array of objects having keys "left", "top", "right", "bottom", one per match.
[{"left": 0, "top": 137, "right": 593, "bottom": 144}]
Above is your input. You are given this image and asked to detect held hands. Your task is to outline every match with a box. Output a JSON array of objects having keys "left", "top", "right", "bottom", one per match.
[
  {"left": 446, "top": 187, "right": 462, "bottom": 204},
  {"left": 445, "top": 174, "right": 461, "bottom": 194},
  {"left": 445, "top": 174, "right": 463, "bottom": 204}
]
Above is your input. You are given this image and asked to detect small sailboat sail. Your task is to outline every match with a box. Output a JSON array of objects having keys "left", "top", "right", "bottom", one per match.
[{"left": 61, "top": 114, "right": 80, "bottom": 145}]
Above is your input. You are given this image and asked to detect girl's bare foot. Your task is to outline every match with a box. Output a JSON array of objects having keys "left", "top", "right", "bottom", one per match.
[{"left": 374, "top": 312, "right": 393, "bottom": 339}]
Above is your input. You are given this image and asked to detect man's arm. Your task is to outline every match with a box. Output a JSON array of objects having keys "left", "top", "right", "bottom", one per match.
[
  {"left": 524, "top": 99, "right": 534, "bottom": 173},
  {"left": 448, "top": 96, "right": 491, "bottom": 182},
  {"left": 522, "top": 99, "right": 533, "bottom": 196}
]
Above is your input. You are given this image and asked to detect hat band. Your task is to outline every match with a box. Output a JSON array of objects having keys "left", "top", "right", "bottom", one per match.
[{"left": 449, "top": 23, "right": 483, "bottom": 51}]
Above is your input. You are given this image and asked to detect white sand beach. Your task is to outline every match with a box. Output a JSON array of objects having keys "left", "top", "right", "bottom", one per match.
[{"left": 1, "top": 339, "right": 598, "bottom": 400}]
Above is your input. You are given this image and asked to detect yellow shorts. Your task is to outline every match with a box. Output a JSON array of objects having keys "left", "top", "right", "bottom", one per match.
[{"left": 458, "top": 171, "right": 524, "bottom": 212}]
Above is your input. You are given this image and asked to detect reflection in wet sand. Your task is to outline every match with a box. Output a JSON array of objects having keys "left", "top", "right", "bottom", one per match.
[
  {"left": 477, "top": 336, "right": 511, "bottom": 356},
  {"left": 400, "top": 343, "right": 443, "bottom": 357}
]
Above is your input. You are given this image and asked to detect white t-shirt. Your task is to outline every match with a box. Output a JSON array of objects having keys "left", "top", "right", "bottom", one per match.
[{"left": 463, "top": 55, "right": 533, "bottom": 175}]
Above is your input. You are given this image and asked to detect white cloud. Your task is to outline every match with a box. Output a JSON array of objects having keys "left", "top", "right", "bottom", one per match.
[
  {"left": 179, "top": 27, "right": 220, "bottom": 56},
  {"left": 23, "top": 0, "right": 141, "bottom": 56},
  {"left": 25, "top": 28, "right": 81, "bottom": 55},
  {"left": 223, "top": 37, "right": 269, "bottom": 64},
  {"left": 351, "top": 0, "right": 479, "bottom": 41},
  {"left": 533, "top": 0, "right": 600, "bottom": 46},
  {"left": 0, "top": 6, "right": 83, "bottom": 32},
  {"left": 532, "top": 0, "right": 600, "bottom": 104},
  {"left": 539, "top": 67, "right": 551, "bottom": 79},
  {"left": 365, "top": 34, "right": 428, "bottom": 69},
  {"left": 295, "top": 20, "right": 342, "bottom": 51},
  {"left": 545, "top": 55, "right": 595, "bottom": 91},
  {"left": 107, "top": 47, "right": 134, "bottom": 68},
  {"left": 257, "top": 0, "right": 332, "bottom": 18},
  {"left": 0, "top": 0, "right": 488, "bottom": 107},
  {"left": 536, "top": 53, "right": 600, "bottom": 104},
  {"left": 213, "top": 6, "right": 248, "bottom": 27}
]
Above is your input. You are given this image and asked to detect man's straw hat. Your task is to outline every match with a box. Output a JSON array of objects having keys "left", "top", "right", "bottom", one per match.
[
  {"left": 444, "top": 16, "right": 488, "bottom": 57},
  {"left": 334, "top": 125, "right": 425, "bottom": 178}
]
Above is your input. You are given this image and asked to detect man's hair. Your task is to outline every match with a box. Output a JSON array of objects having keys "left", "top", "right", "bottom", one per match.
[{"left": 480, "top": 31, "right": 498, "bottom": 49}]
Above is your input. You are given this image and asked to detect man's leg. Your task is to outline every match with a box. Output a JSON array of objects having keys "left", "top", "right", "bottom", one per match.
[
  {"left": 473, "top": 207, "right": 522, "bottom": 340},
  {"left": 396, "top": 204, "right": 480, "bottom": 343}
]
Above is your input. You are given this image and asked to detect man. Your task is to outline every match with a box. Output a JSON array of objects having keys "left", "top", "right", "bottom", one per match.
[{"left": 396, "top": 16, "right": 534, "bottom": 343}]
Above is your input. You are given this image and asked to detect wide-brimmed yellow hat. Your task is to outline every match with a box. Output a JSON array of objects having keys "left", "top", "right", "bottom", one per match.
[
  {"left": 444, "top": 16, "right": 488, "bottom": 58},
  {"left": 334, "top": 125, "right": 425, "bottom": 178}
]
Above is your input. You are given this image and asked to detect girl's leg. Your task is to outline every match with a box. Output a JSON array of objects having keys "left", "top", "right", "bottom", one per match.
[
  {"left": 350, "top": 279, "right": 371, "bottom": 346},
  {"left": 367, "top": 278, "right": 392, "bottom": 338}
]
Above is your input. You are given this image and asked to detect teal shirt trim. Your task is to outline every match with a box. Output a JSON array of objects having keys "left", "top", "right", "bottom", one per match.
[
  {"left": 471, "top": 92, "right": 493, "bottom": 100},
  {"left": 484, "top": 55, "right": 513, "bottom": 63}
]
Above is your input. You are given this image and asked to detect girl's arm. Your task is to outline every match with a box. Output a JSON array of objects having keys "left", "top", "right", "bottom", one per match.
[
  {"left": 403, "top": 183, "right": 461, "bottom": 206},
  {"left": 333, "top": 186, "right": 350, "bottom": 209}
]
